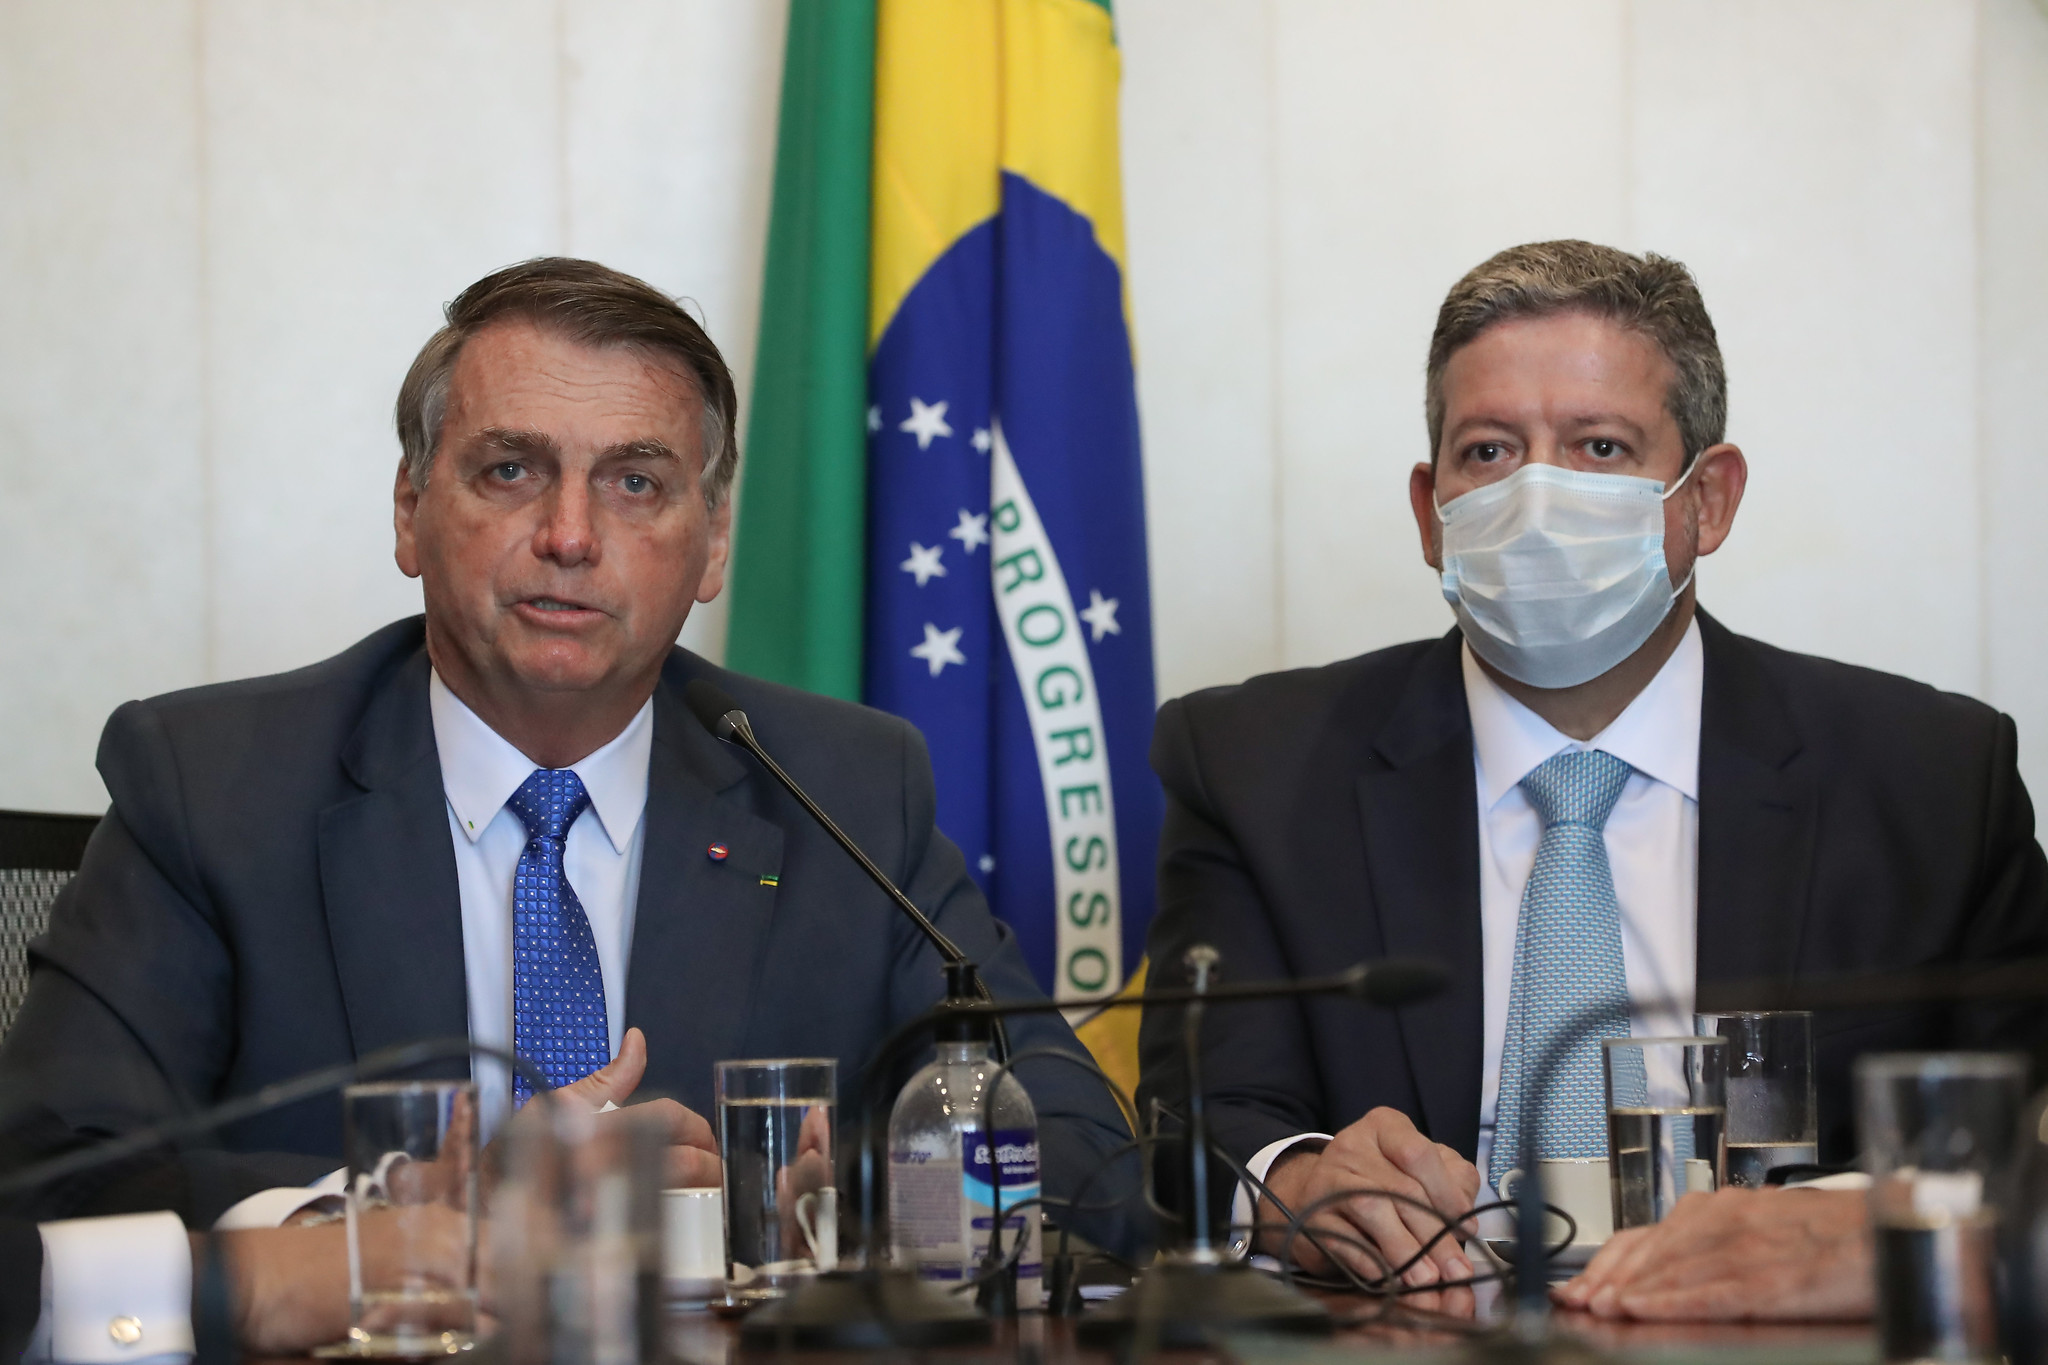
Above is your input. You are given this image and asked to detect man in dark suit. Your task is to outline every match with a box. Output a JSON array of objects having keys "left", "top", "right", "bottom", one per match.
[
  {"left": 0, "top": 258, "right": 1132, "bottom": 1351},
  {"left": 1137, "top": 241, "right": 2047, "bottom": 1319}
]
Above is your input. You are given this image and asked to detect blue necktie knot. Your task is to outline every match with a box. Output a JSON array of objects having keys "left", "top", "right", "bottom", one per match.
[
  {"left": 508, "top": 768, "right": 591, "bottom": 844},
  {"left": 1520, "top": 748, "right": 1631, "bottom": 830}
]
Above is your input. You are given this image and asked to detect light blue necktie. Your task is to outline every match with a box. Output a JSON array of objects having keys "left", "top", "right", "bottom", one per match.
[
  {"left": 508, "top": 768, "right": 610, "bottom": 1104},
  {"left": 1489, "top": 748, "right": 1634, "bottom": 1193}
]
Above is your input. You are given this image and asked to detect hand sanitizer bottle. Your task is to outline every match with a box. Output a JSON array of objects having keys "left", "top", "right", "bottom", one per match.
[{"left": 886, "top": 962, "right": 1043, "bottom": 1310}]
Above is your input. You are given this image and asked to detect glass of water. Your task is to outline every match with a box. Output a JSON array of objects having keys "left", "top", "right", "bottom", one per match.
[
  {"left": 1696, "top": 1011, "right": 1818, "bottom": 1187},
  {"left": 1603, "top": 1036, "right": 1727, "bottom": 1230},
  {"left": 488, "top": 1095, "right": 669, "bottom": 1365},
  {"left": 1858, "top": 1052, "right": 2028, "bottom": 1365},
  {"left": 716, "top": 1059, "right": 837, "bottom": 1304},
  {"left": 342, "top": 1081, "right": 479, "bottom": 1355}
]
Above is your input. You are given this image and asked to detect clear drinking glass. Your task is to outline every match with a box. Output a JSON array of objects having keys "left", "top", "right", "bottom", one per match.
[
  {"left": 1858, "top": 1052, "right": 2028, "bottom": 1365},
  {"left": 342, "top": 1081, "right": 479, "bottom": 1355},
  {"left": 715, "top": 1059, "right": 837, "bottom": 1304},
  {"left": 488, "top": 1095, "right": 669, "bottom": 1365},
  {"left": 1603, "top": 1036, "right": 1727, "bottom": 1230},
  {"left": 1696, "top": 1011, "right": 1818, "bottom": 1187}
]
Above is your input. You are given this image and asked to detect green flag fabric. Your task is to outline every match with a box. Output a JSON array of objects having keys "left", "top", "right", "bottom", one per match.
[{"left": 723, "top": 1, "right": 876, "bottom": 700}]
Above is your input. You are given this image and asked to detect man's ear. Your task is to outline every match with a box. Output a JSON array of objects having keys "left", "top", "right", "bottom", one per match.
[
  {"left": 394, "top": 461, "right": 423, "bottom": 579},
  {"left": 694, "top": 498, "right": 733, "bottom": 604},
  {"left": 1689, "top": 444, "right": 1747, "bottom": 558},
  {"left": 1409, "top": 461, "right": 1443, "bottom": 571}
]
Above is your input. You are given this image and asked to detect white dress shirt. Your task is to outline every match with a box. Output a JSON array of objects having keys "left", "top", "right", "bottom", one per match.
[
  {"left": 429, "top": 669, "right": 652, "bottom": 1137},
  {"left": 30, "top": 673, "right": 654, "bottom": 1361},
  {"left": 28, "top": 1215, "right": 193, "bottom": 1365},
  {"left": 1468, "top": 620, "right": 1701, "bottom": 1181},
  {"left": 1236, "top": 620, "right": 1704, "bottom": 1243}
]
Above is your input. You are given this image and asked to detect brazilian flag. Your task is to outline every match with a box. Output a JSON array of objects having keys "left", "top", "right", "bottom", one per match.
[{"left": 728, "top": 0, "right": 1157, "bottom": 1078}]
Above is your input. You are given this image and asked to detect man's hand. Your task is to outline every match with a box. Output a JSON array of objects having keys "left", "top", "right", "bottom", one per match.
[
  {"left": 212, "top": 1206, "right": 479, "bottom": 1354},
  {"left": 1258, "top": 1107, "right": 1480, "bottom": 1306},
  {"left": 1553, "top": 1187, "right": 1872, "bottom": 1322},
  {"left": 553, "top": 1027, "right": 722, "bottom": 1188},
  {"left": 207, "top": 1224, "right": 349, "bottom": 1354}
]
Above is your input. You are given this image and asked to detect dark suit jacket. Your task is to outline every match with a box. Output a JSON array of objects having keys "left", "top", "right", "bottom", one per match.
[
  {"left": 0, "top": 1106, "right": 208, "bottom": 1360},
  {"left": 0, "top": 1220, "right": 36, "bottom": 1362},
  {"left": 0, "top": 619, "right": 1134, "bottom": 1247},
  {"left": 1137, "top": 612, "right": 2048, "bottom": 1168}
]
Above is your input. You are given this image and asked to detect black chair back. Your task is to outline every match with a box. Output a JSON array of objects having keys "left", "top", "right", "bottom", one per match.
[{"left": 0, "top": 810, "right": 100, "bottom": 1037}]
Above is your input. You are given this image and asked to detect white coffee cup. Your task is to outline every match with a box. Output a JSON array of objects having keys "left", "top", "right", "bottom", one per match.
[
  {"left": 795, "top": 1187, "right": 838, "bottom": 1271},
  {"left": 663, "top": 1186, "right": 725, "bottom": 1297},
  {"left": 1497, "top": 1158, "right": 1614, "bottom": 1245}
]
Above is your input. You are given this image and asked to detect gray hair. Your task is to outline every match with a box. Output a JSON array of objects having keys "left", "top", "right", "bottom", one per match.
[
  {"left": 1426, "top": 240, "right": 1727, "bottom": 465},
  {"left": 396, "top": 258, "right": 739, "bottom": 507}
]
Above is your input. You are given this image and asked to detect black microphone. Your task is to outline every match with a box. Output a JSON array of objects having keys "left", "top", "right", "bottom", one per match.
[
  {"left": 744, "top": 945, "right": 1452, "bottom": 1350},
  {"left": 684, "top": 678, "right": 970, "bottom": 968}
]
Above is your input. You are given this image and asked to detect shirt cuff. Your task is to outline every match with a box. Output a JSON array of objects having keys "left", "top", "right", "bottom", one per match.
[
  {"left": 35, "top": 1213, "right": 193, "bottom": 1365},
  {"left": 1229, "top": 1133, "right": 1333, "bottom": 1259},
  {"left": 212, "top": 1168, "right": 347, "bottom": 1230}
]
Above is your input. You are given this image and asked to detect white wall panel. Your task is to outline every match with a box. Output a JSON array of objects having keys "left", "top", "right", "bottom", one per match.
[
  {"left": 1118, "top": 0, "right": 1280, "bottom": 702},
  {"left": 0, "top": 1, "right": 205, "bottom": 812},
  {"left": 561, "top": 0, "right": 788, "bottom": 663},
  {"left": 1630, "top": 1, "right": 1982, "bottom": 694},
  {"left": 1270, "top": 0, "right": 1631, "bottom": 670},
  {"left": 1980, "top": 0, "right": 2048, "bottom": 799},
  {"left": 202, "top": 0, "right": 563, "bottom": 681},
  {"left": 6, "top": 0, "right": 2047, "bottom": 818}
]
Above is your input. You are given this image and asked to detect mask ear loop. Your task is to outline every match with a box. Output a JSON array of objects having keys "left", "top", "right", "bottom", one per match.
[
  {"left": 1662, "top": 451, "right": 1705, "bottom": 593},
  {"left": 1660, "top": 452, "right": 1704, "bottom": 501}
]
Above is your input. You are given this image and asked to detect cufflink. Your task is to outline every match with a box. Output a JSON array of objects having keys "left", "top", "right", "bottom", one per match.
[{"left": 109, "top": 1316, "right": 143, "bottom": 1346}]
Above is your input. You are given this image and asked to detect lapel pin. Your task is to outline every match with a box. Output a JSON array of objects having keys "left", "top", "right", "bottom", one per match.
[
  {"left": 759, "top": 874, "right": 780, "bottom": 888},
  {"left": 707, "top": 843, "right": 729, "bottom": 862}
]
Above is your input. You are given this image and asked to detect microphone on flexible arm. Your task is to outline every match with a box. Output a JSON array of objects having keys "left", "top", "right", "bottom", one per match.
[
  {"left": 729, "top": 941, "right": 1450, "bottom": 1350},
  {"left": 682, "top": 678, "right": 1009, "bottom": 1061}
]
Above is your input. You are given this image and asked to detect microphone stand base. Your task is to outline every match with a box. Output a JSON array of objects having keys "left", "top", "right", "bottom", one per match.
[
  {"left": 734, "top": 1269, "right": 993, "bottom": 1351},
  {"left": 1075, "top": 1257, "right": 1332, "bottom": 1348}
]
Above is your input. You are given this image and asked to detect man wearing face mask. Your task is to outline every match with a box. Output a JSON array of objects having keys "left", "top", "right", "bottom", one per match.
[{"left": 1136, "top": 240, "right": 2048, "bottom": 1316}]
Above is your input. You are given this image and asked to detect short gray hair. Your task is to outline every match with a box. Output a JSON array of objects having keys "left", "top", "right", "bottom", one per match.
[
  {"left": 396, "top": 258, "right": 739, "bottom": 507},
  {"left": 1426, "top": 240, "right": 1727, "bottom": 465}
]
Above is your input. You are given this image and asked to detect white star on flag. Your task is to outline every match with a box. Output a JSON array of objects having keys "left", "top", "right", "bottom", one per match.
[
  {"left": 949, "top": 509, "right": 990, "bottom": 553},
  {"left": 971, "top": 427, "right": 992, "bottom": 453},
  {"left": 899, "top": 397, "right": 953, "bottom": 449},
  {"left": 1081, "top": 589, "right": 1121, "bottom": 641},
  {"left": 899, "top": 541, "right": 946, "bottom": 586},
  {"left": 866, "top": 405, "right": 881, "bottom": 433},
  {"left": 977, "top": 854, "right": 996, "bottom": 874},
  {"left": 910, "top": 622, "right": 966, "bottom": 677}
]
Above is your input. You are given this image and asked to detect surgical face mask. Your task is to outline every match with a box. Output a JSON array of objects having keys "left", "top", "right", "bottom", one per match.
[{"left": 1435, "top": 460, "right": 1697, "bottom": 690}]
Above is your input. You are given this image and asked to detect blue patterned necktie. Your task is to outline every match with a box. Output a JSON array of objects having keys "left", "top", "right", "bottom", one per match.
[
  {"left": 1489, "top": 748, "right": 1634, "bottom": 1193},
  {"left": 508, "top": 768, "right": 610, "bottom": 1105}
]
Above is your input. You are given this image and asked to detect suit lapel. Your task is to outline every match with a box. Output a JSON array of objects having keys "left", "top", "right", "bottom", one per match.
[
  {"left": 1356, "top": 632, "right": 1486, "bottom": 1156},
  {"left": 319, "top": 648, "right": 471, "bottom": 1071},
  {"left": 623, "top": 664, "right": 785, "bottom": 1111},
  {"left": 1694, "top": 612, "right": 1816, "bottom": 990}
]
